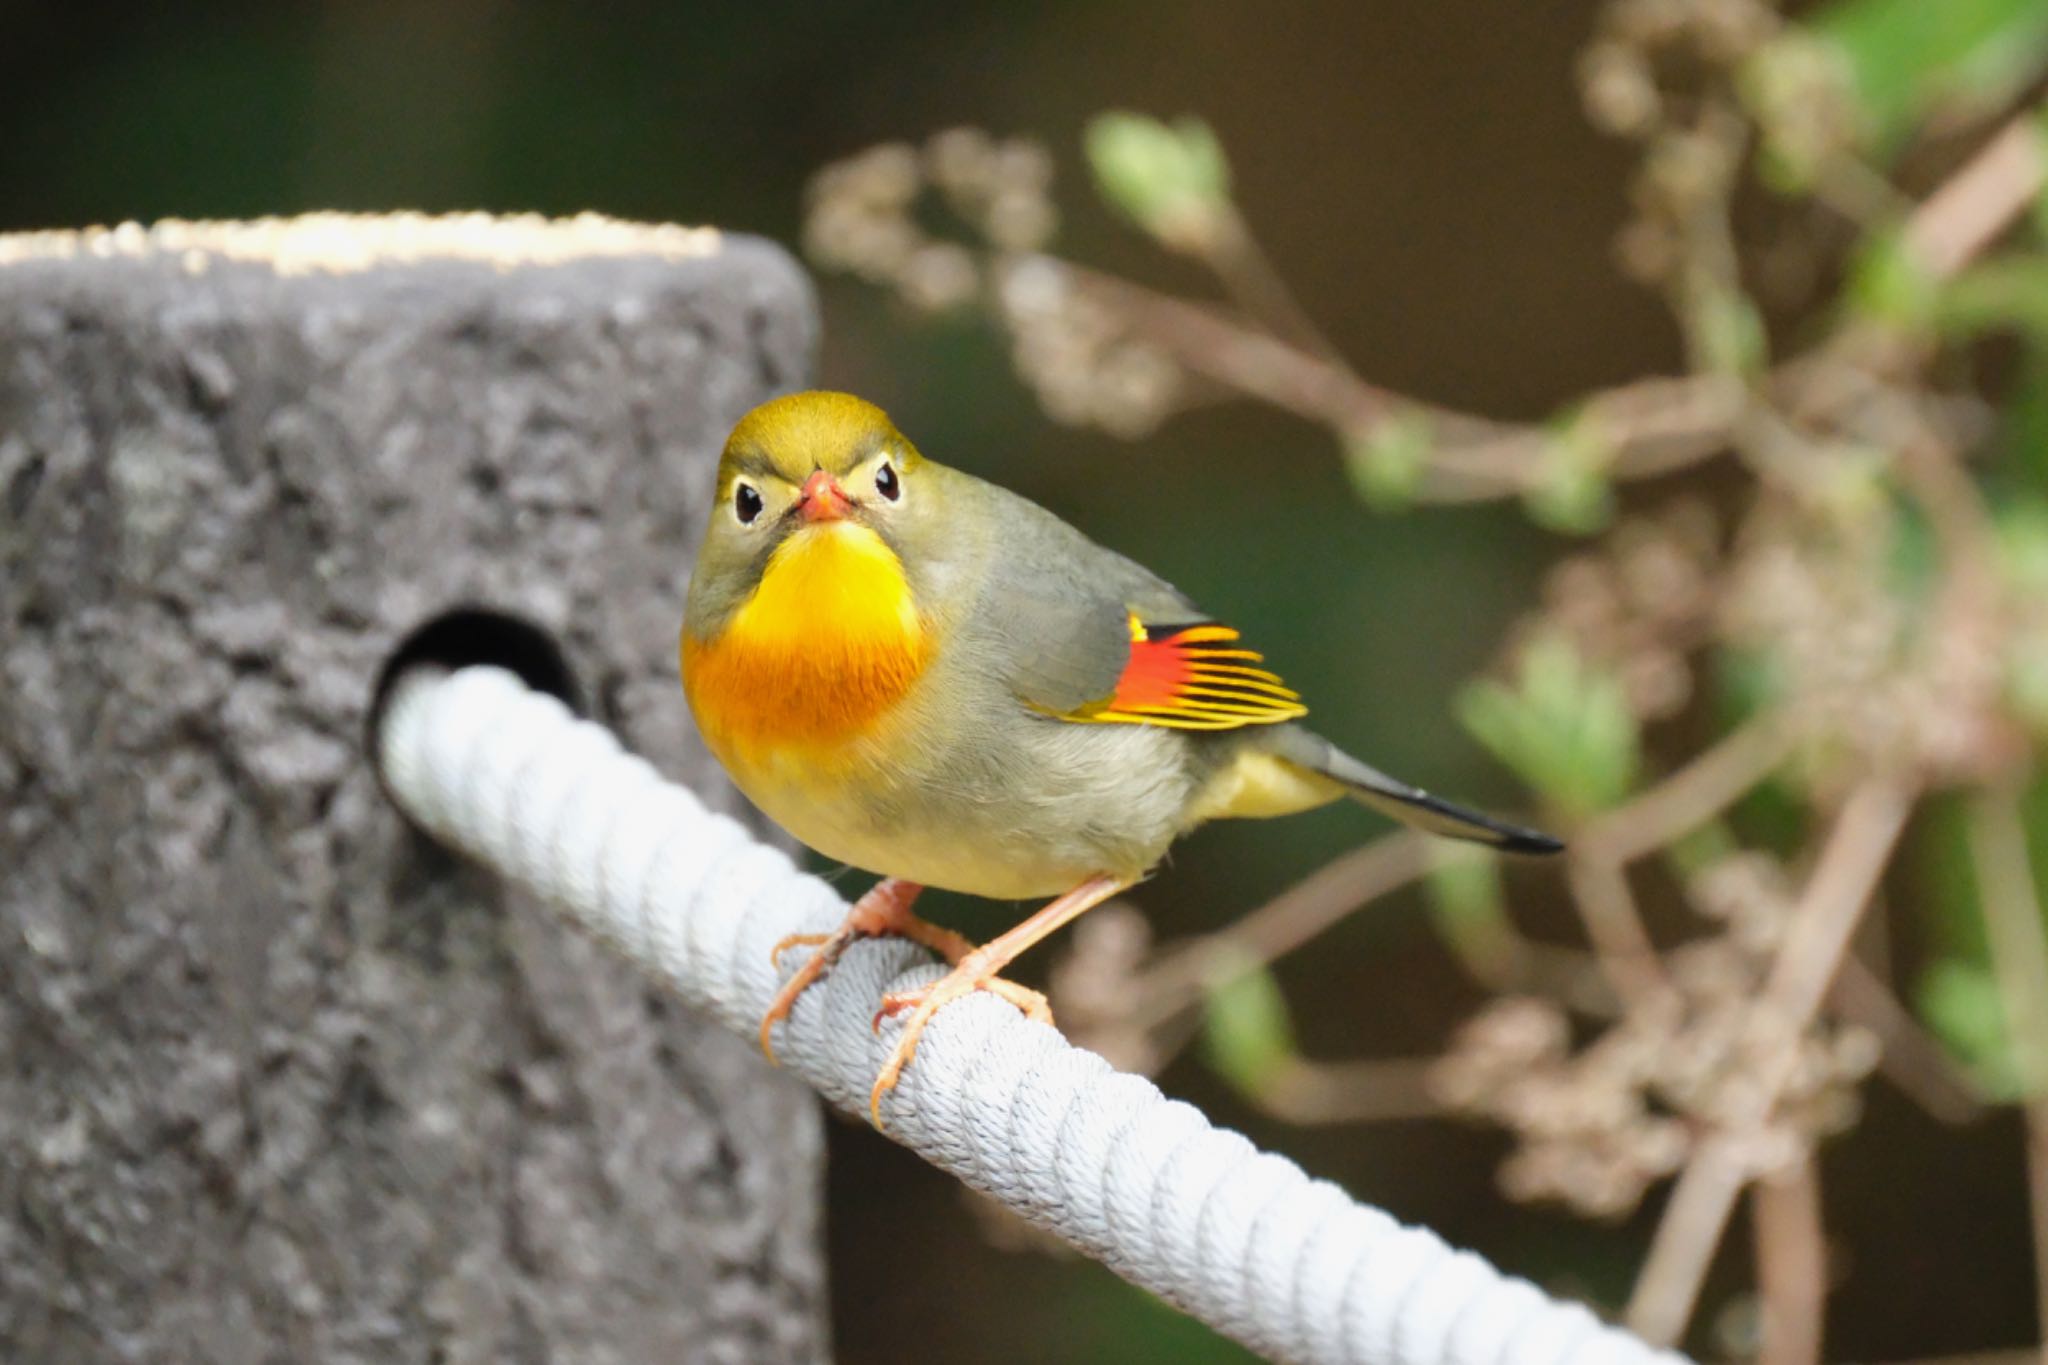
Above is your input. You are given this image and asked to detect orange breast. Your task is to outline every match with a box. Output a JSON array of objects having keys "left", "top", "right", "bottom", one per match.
[{"left": 682, "top": 522, "right": 928, "bottom": 766}]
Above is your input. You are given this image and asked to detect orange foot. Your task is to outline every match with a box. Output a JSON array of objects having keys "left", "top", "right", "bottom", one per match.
[
  {"left": 862, "top": 872, "right": 1132, "bottom": 1128},
  {"left": 758, "top": 877, "right": 962, "bottom": 1064},
  {"left": 867, "top": 960, "right": 1053, "bottom": 1126}
]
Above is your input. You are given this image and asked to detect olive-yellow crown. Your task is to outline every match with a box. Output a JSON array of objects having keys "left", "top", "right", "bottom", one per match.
[{"left": 718, "top": 390, "right": 925, "bottom": 488}]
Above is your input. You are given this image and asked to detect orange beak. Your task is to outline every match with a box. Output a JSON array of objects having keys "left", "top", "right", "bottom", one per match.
[{"left": 797, "top": 469, "right": 852, "bottom": 523}]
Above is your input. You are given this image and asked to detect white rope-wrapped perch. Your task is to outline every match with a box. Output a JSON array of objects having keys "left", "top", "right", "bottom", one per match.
[{"left": 377, "top": 664, "right": 1689, "bottom": 1365}]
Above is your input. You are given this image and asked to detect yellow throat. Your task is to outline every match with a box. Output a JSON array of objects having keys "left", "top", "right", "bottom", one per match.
[{"left": 682, "top": 521, "right": 927, "bottom": 766}]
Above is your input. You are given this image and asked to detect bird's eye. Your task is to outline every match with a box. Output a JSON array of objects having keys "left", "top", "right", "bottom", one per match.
[
  {"left": 874, "top": 459, "right": 901, "bottom": 502},
  {"left": 733, "top": 481, "right": 763, "bottom": 524}
]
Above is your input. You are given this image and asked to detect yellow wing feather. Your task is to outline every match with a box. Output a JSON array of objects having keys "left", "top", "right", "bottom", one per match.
[{"left": 1061, "top": 614, "right": 1308, "bottom": 731}]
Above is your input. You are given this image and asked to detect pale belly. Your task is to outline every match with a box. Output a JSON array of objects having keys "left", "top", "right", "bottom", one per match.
[{"left": 728, "top": 756, "right": 1107, "bottom": 901}]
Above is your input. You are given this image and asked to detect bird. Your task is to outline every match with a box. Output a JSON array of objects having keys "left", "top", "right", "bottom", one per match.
[{"left": 680, "top": 390, "right": 1560, "bottom": 1126}]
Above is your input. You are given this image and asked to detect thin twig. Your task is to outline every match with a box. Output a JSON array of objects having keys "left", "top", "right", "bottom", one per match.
[
  {"left": 1904, "top": 112, "right": 2048, "bottom": 281},
  {"left": 1632, "top": 1141, "right": 1755, "bottom": 1351},
  {"left": 1060, "top": 261, "right": 1508, "bottom": 443},
  {"left": 1754, "top": 1154, "right": 1828, "bottom": 1365},
  {"left": 1829, "top": 954, "right": 1985, "bottom": 1126},
  {"left": 1201, "top": 208, "right": 1353, "bottom": 365},
  {"left": 1129, "top": 831, "right": 1433, "bottom": 1029},
  {"left": 1966, "top": 793, "right": 2048, "bottom": 1359},
  {"left": 1253, "top": 1056, "right": 1445, "bottom": 1125},
  {"left": 1627, "top": 779, "right": 1915, "bottom": 1346},
  {"left": 1423, "top": 855, "right": 1621, "bottom": 1014},
  {"left": 1066, "top": 256, "right": 1746, "bottom": 497},
  {"left": 1580, "top": 714, "right": 1795, "bottom": 865},
  {"left": 1049, "top": 105, "right": 2042, "bottom": 509},
  {"left": 1429, "top": 373, "right": 1749, "bottom": 490},
  {"left": 1564, "top": 853, "right": 1674, "bottom": 1007},
  {"left": 1763, "top": 782, "right": 1917, "bottom": 1022}
]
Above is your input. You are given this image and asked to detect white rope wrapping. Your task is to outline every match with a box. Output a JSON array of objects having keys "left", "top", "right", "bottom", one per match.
[{"left": 378, "top": 665, "right": 1688, "bottom": 1365}]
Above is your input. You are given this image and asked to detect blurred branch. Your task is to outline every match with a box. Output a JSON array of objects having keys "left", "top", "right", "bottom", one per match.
[
  {"left": 1056, "top": 261, "right": 1505, "bottom": 442},
  {"left": 1903, "top": 112, "right": 2048, "bottom": 281},
  {"left": 1432, "top": 895, "right": 1621, "bottom": 1016},
  {"left": 1199, "top": 208, "right": 1353, "bottom": 364},
  {"left": 1627, "top": 779, "right": 1915, "bottom": 1346},
  {"left": 1563, "top": 853, "right": 1674, "bottom": 1007},
  {"left": 1060, "top": 259, "right": 1737, "bottom": 498},
  {"left": 1580, "top": 714, "right": 1795, "bottom": 865},
  {"left": 1829, "top": 954, "right": 1985, "bottom": 1126},
  {"left": 1129, "top": 831, "right": 1432, "bottom": 1031},
  {"left": 1134, "top": 827, "right": 1624, "bottom": 1050},
  {"left": 1966, "top": 793, "right": 2048, "bottom": 1359},
  {"left": 1141, "top": 715, "right": 1801, "bottom": 1066},
  {"left": 1754, "top": 1155, "right": 1828, "bottom": 1365},
  {"left": 1249, "top": 1055, "right": 1444, "bottom": 1126},
  {"left": 1059, "top": 103, "right": 2042, "bottom": 504},
  {"left": 1764, "top": 782, "right": 1917, "bottom": 1021}
]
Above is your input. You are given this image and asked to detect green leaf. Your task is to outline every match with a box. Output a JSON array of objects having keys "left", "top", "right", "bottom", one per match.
[
  {"left": 1882, "top": 492, "right": 1939, "bottom": 600},
  {"left": 1085, "top": 112, "right": 1232, "bottom": 251},
  {"left": 1740, "top": 33, "right": 1863, "bottom": 193},
  {"left": 2000, "top": 341, "right": 2048, "bottom": 491},
  {"left": 1917, "top": 957, "right": 2023, "bottom": 1099},
  {"left": 1994, "top": 499, "right": 2048, "bottom": 592},
  {"left": 1200, "top": 954, "right": 1296, "bottom": 1097},
  {"left": 1938, "top": 258, "right": 2048, "bottom": 342},
  {"left": 2038, "top": 108, "right": 2048, "bottom": 241},
  {"left": 1995, "top": 508, "right": 2048, "bottom": 731},
  {"left": 1340, "top": 411, "right": 1434, "bottom": 511},
  {"left": 1523, "top": 418, "right": 1616, "bottom": 535},
  {"left": 1425, "top": 845, "right": 1504, "bottom": 929},
  {"left": 1693, "top": 286, "right": 1770, "bottom": 378},
  {"left": 2008, "top": 633, "right": 2048, "bottom": 735},
  {"left": 1424, "top": 846, "right": 1517, "bottom": 973},
  {"left": 1666, "top": 819, "right": 1739, "bottom": 880},
  {"left": 1847, "top": 227, "right": 1940, "bottom": 330},
  {"left": 1715, "top": 643, "right": 1788, "bottom": 722},
  {"left": 1810, "top": 0, "right": 2048, "bottom": 150},
  {"left": 1916, "top": 793, "right": 1992, "bottom": 964},
  {"left": 1457, "top": 634, "right": 1640, "bottom": 820}
]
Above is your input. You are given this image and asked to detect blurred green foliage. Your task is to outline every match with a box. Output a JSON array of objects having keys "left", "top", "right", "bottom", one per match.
[
  {"left": 1084, "top": 111, "right": 1232, "bottom": 252},
  {"left": 1201, "top": 952, "right": 1299, "bottom": 1101},
  {"left": 1812, "top": 0, "right": 2048, "bottom": 147},
  {"left": 1524, "top": 420, "right": 1618, "bottom": 534},
  {"left": 1341, "top": 410, "right": 1435, "bottom": 511},
  {"left": 1914, "top": 799, "right": 2027, "bottom": 1099},
  {"left": 1457, "top": 634, "right": 1640, "bottom": 822}
]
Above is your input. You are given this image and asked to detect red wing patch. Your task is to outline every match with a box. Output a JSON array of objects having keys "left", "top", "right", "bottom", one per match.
[{"left": 1065, "top": 614, "right": 1308, "bottom": 731}]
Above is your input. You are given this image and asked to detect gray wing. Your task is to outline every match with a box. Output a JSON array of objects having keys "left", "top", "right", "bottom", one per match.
[{"left": 962, "top": 480, "right": 1204, "bottom": 716}]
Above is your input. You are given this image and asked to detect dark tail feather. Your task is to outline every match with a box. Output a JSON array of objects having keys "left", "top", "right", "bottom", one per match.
[{"left": 1273, "top": 730, "right": 1564, "bottom": 855}]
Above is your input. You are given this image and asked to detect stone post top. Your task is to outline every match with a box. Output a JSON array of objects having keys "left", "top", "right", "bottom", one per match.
[{"left": 0, "top": 211, "right": 728, "bottom": 275}]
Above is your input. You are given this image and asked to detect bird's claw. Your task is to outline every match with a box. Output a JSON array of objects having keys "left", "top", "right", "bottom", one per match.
[
  {"left": 756, "top": 878, "right": 948, "bottom": 1067},
  {"left": 866, "top": 972, "right": 1054, "bottom": 1127},
  {"left": 769, "top": 931, "right": 831, "bottom": 971},
  {"left": 758, "top": 929, "right": 853, "bottom": 1065}
]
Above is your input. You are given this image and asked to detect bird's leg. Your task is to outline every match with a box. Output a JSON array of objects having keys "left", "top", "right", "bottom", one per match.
[
  {"left": 759, "top": 877, "right": 960, "bottom": 1064},
  {"left": 866, "top": 872, "right": 1133, "bottom": 1127}
]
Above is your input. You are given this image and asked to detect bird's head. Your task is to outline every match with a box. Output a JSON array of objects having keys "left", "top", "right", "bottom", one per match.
[{"left": 685, "top": 390, "right": 938, "bottom": 637}]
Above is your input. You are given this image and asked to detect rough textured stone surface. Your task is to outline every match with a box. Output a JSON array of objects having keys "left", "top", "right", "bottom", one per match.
[{"left": 0, "top": 217, "right": 828, "bottom": 1364}]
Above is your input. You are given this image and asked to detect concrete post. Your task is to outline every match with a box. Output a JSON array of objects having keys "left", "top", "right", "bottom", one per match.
[{"left": 0, "top": 214, "right": 829, "bottom": 1364}]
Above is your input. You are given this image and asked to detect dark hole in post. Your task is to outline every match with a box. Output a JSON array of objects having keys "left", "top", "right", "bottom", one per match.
[{"left": 366, "top": 606, "right": 582, "bottom": 798}]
